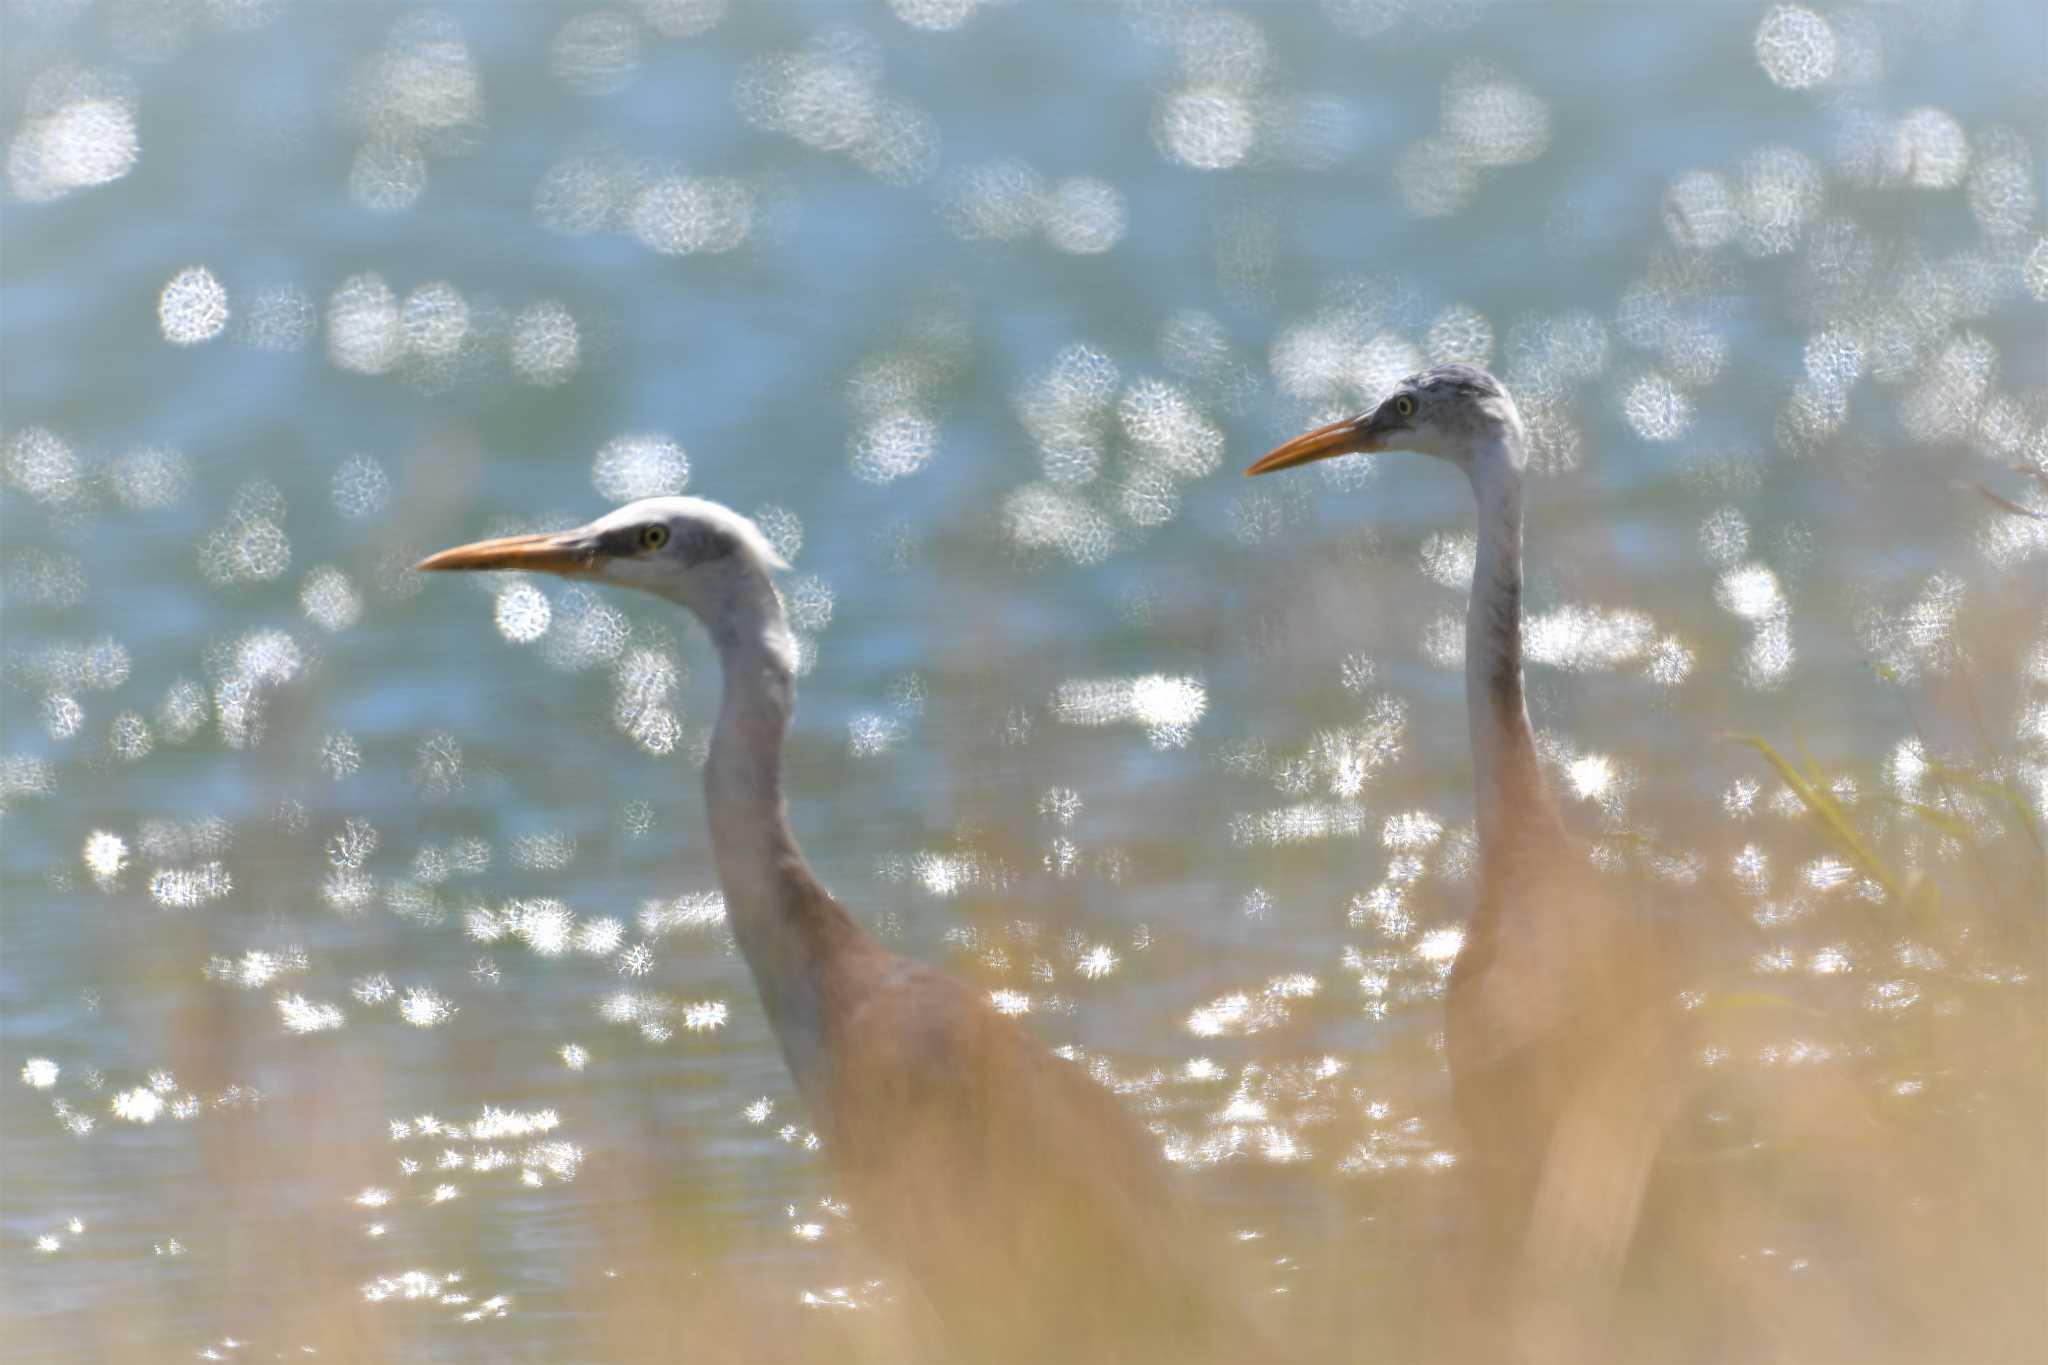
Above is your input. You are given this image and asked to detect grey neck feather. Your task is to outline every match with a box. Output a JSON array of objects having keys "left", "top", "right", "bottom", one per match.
[
  {"left": 701, "top": 586, "right": 849, "bottom": 1102},
  {"left": 1463, "top": 444, "right": 1561, "bottom": 868}
]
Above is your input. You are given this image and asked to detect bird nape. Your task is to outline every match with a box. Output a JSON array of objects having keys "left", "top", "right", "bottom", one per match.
[
  {"left": 1248, "top": 365, "right": 1684, "bottom": 1359},
  {"left": 418, "top": 497, "right": 1255, "bottom": 1364}
]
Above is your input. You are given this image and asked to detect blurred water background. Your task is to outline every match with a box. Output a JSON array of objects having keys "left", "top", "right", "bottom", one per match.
[{"left": 3, "top": 1, "right": 2044, "bottom": 1360}]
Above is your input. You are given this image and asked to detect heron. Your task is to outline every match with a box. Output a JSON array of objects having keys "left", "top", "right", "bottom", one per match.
[
  {"left": 1247, "top": 365, "right": 1679, "bottom": 1354},
  {"left": 419, "top": 498, "right": 1248, "bottom": 1363}
]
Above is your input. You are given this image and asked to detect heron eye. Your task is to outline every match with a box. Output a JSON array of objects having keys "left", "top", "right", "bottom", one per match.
[
  {"left": 1393, "top": 395, "right": 1416, "bottom": 418},
  {"left": 639, "top": 524, "right": 670, "bottom": 551}
]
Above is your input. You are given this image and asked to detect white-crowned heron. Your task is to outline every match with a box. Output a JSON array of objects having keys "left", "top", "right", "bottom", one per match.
[
  {"left": 420, "top": 498, "right": 1253, "bottom": 1363},
  {"left": 1250, "top": 366, "right": 1676, "bottom": 1357}
]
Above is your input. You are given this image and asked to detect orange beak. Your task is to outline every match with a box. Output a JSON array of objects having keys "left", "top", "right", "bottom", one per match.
[
  {"left": 1245, "top": 414, "right": 1384, "bottom": 476},
  {"left": 415, "top": 530, "right": 596, "bottom": 576}
]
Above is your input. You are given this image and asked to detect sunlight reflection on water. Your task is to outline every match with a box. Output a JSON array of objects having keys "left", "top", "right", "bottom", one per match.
[{"left": 4, "top": 0, "right": 2046, "bottom": 1361}]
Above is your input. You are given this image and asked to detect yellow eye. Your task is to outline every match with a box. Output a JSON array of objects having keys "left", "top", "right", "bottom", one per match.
[
  {"left": 1393, "top": 395, "right": 1416, "bottom": 418},
  {"left": 639, "top": 524, "right": 670, "bottom": 551}
]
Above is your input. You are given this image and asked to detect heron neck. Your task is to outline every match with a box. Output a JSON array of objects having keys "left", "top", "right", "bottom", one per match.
[
  {"left": 703, "top": 599, "right": 859, "bottom": 1096},
  {"left": 1464, "top": 454, "right": 1559, "bottom": 863},
  {"left": 705, "top": 614, "right": 799, "bottom": 894}
]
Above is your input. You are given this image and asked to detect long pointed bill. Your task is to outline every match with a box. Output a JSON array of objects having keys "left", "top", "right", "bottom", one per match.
[
  {"left": 1245, "top": 415, "right": 1383, "bottom": 476},
  {"left": 415, "top": 530, "right": 595, "bottom": 576}
]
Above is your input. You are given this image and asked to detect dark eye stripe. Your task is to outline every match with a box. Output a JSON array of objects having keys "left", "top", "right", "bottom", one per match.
[{"left": 676, "top": 525, "right": 734, "bottom": 567}]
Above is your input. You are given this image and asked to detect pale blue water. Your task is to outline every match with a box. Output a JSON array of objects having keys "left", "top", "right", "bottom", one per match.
[{"left": 4, "top": 2, "right": 2044, "bottom": 1360}]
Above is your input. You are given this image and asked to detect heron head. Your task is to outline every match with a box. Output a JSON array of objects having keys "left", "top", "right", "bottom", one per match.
[
  {"left": 417, "top": 496, "right": 790, "bottom": 623},
  {"left": 1246, "top": 364, "right": 1522, "bottom": 476}
]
